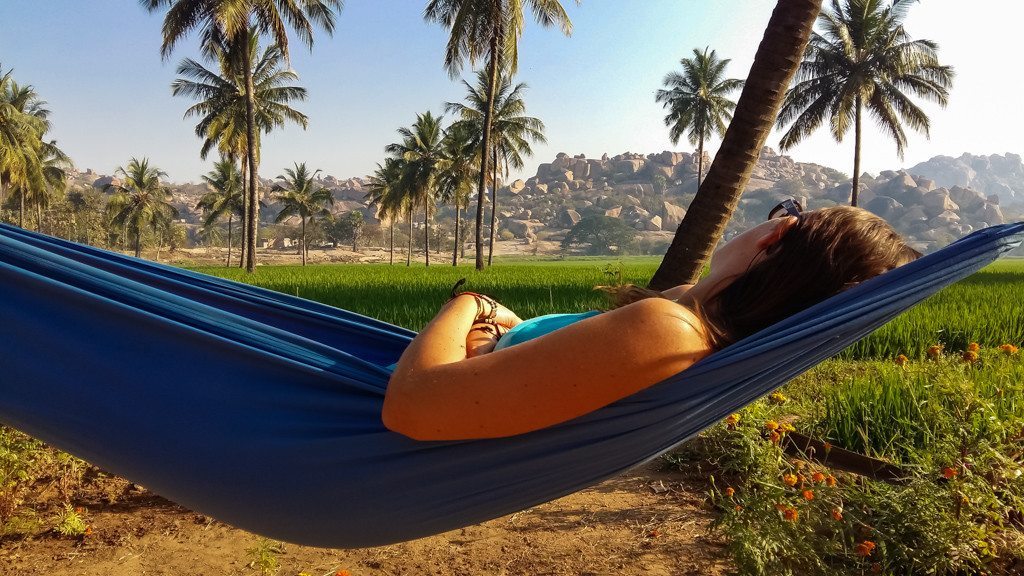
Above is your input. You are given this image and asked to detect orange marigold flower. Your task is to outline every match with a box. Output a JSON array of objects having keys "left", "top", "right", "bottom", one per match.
[
  {"left": 84, "top": 526, "right": 93, "bottom": 537},
  {"left": 648, "top": 529, "right": 661, "bottom": 538},
  {"left": 764, "top": 420, "right": 779, "bottom": 431},
  {"left": 783, "top": 474, "right": 799, "bottom": 487},
  {"left": 803, "top": 489, "right": 815, "bottom": 501},
  {"left": 831, "top": 507, "right": 844, "bottom": 521},
  {"left": 335, "top": 570, "right": 352, "bottom": 576},
  {"left": 962, "top": 350, "right": 979, "bottom": 363},
  {"left": 895, "top": 354, "right": 909, "bottom": 366},
  {"left": 855, "top": 540, "right": 877, "bottom": 557},
  {"left": 942, "top": 466, "right": 959, "bottom": 479},
  {"left": 769, "top": 431, "right": 781, "bottom": 444},
  {"left": 927, "top": 345, "right": 943, "bottom": 359},
  {"left": 725, "top": 413, "right": 741, "bottom": 426},
  {"left": 734, "top": 504, "right": 742, "bottom": 512},
  {"left": 823, "top": 442, "right": 833, "bottom": 453},
  {"left": 967, "top": 342, "right": 980, "bottom": 352},
  {"left": 724, "top": 487, "right": 735, "bottom": 498},
  {"left": 826, "top": 475, "right": 837, "bottom": 487},
  {"left": 812, "top": 472, "right": 826, "bottom": 483},
  {"left": 74, "top": 507, "right": 84, "bottom": 514},
  {"left": 783, "top": 507, "right": 799, "bottom": 522},
  {"left": 1000, "top": 344, "right": 1019, "bottom": 355}
]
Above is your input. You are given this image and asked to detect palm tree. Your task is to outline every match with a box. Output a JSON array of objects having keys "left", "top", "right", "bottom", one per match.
[
  {"left": 436, "top": 122, "right": 479, "bottom": 266},
  {"left": 31, "top": 140, "right": 72, "bottom": 232},
  {"left": 446, "top": 69, "right": 546, "bottom": 265},
  {"left": 272, "top": 162, "right": 334, "bottom": 266},
  {"left": 173, "top": 35, "right": 309, "bottom": 265},
  {"left": 648, "top": 0, "right": 822, "bottom": 290},
  {"left": 142, "top": 0, "right": 342, "bottom": 272},
  {"left": 776, "top": 0, "right": 953, "bottom": 206},
  {"left": 424, "top": 0, "right": 575, "bottom": 270},
  {"left": 655, "top": 47, "right": 744, "bottom": 188},
  {"left": 0, "top": 75, "right": 49, "bottom": 228},
  {"left": 365, "top": 157, "right": 407, "bottom": 265},
  {"left": 385, "top": 112, "right": 445, "bottom": 267},
  {"left": 196, "top": 158, "right": 244, "bottom": 266},
  {"left": 105, "top": 158, "right": 179, "bottom": 258}
]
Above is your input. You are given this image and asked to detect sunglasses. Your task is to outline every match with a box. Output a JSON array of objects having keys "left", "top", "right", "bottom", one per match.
[{"left": 768, "top": 198, "right": 803, "bottom": 221}]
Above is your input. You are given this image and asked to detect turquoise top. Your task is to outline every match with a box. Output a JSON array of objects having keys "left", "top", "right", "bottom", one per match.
[{"left": 493, "top": 311, "right": 601, "bottom": 351}]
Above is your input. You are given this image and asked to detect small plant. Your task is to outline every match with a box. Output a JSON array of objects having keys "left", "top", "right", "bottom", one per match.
[
  {"left": 53, "top": 504, "right": 87, "bottom": 538},
  {"left": 247, "top": 538, "right": 282, "bottom": 575}
]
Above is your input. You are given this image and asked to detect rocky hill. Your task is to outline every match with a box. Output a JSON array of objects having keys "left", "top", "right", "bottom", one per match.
[{"left": 69, "top": 149, "right": 1024, "bottom": 254}]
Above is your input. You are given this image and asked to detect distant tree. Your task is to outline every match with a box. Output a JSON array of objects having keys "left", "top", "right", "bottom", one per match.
[
  {"left": 105, "top": 157, "right": 179, "bottom": 258},
  {"left": 328, "top": 210, "right": 364, "bottom": 251},
  {"left": 195, "top": 158, "right": 244, "bottom": 267},
  {"left": 173, "top": 34, "right": 310, "bottom": 267},
  {"left": 364, "top": 157, "right": 407, "bottom": 265},
  {"left": 776, "top": 0, "right": 953, "bottom": 206},
  {"left": 0, "top": 66, "right": 47, "bottom": 217},
  {"left": 561, "top": 215, "right": 638, "bottom": 256},
  {"left": 385, "top": 112, "right": 445, "bottom": 266},
  {"left": 143, "top": 0, "right": 342, "bottom": 272},
  {"left": 655, "top": 47, "right": 744, "bottom": 188},
  {"left": 272, "top": 162, "right": 333, "bottom": 266},
  {"left": 425, "top": 0, "right": 575, "bottom": 270},
  {"left": 446, "top": 69, "right": 546, "bottom": 266},
  {"left": 435, "top": 122, "right": 478, "bottom": 266}
]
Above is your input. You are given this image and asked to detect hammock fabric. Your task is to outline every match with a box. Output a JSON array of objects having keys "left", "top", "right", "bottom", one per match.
[{"left": 0, "top": 222, "right": 1021, "bottom": 548}]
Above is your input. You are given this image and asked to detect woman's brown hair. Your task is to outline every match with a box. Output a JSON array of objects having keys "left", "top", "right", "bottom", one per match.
[{"left": 603, "top": 206, "right": 922, "bottom": 349}]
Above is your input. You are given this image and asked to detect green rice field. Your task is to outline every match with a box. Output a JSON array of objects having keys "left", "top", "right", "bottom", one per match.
[{"left": 195, "top": 258, "right": 1024, "bottom": 360}]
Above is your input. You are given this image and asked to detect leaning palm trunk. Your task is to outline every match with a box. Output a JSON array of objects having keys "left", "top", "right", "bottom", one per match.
[
  {"left": 239, "top": 155, "right": 249, "bottom": 268},
  {"left": 19, "top": 192, "right": 25, "bottom": 229},
  {"left": 474, "top": 39, "right": 500, "bottom": 271},
  {"left": 300, "top": 215, "right": 307, "bottom": 266},
  {"left": 36, "top": 201, "right": 43, "bottom": 233},
  {"left": 696, "top": 136, "right": 705, "bottom": 189},
  {"left": 389, "top": 221, "right": 394, "bottom": 265},
  {"left": 852, "top": 94, "right": 862, "bottom": 207},
  {"left": 134, "top": 227, "right": 142, "bottom": 258},
  {"left": 649, "top": 0, "right": 822, "bottom": 289}
]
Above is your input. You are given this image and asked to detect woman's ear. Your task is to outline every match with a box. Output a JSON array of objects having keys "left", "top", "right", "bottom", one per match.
[{"left": 756, "top": 216, "right": 798, "bottom": 250}]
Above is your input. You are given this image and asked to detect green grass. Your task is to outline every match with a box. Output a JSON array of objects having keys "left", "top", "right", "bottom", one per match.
[{"left": 195, "top": 259, "right": 1024, "bottom": 359}]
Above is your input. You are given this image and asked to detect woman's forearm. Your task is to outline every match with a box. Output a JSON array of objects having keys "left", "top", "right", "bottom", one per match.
[{"left": 391, "top": 294, "right": 479, "bottom": 376}]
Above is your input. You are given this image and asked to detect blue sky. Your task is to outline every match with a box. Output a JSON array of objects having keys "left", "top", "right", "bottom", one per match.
[{"left": 0, "top": 0, "right": 1018, "bottom": 183}]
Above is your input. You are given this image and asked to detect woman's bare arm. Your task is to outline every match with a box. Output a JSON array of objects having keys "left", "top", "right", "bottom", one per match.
[{"left": 383, "top": 298, "right": 710, "bottom": 441}]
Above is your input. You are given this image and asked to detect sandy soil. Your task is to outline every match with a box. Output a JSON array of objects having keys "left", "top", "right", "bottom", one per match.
[{"left": 0, "top": 462, "right": 729, "bottom": 576}]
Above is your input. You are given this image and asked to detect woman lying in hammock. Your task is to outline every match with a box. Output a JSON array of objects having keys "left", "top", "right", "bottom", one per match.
[{"left": 383, "top": 202, "right": 920, "bottom": 441}]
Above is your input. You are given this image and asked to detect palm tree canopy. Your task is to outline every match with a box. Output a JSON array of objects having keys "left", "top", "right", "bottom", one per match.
[
  {"left": 106, "top": 157, "right": 179, "bottom": 234},
  {"left": 776, "top": 0, "right": 953, "bottom": 157},
  {"left": 365, "top": 157, "right": 409, "bottom": 222},
  {"left": 436, "top": 121, "right": 479, "bottom": 208},
  {"left": 445, "top": 69, "right": 547, "bottom": 175},
  {"left": 0, "top": 71, "right": 49, "bottom": 192},
  {"left": 172, "top": 34, "right": 309, "bottom": 160},
  {"left": 423, "top": 0, "right": 577, "bottom": 77},
  {"left": 196, "top": 157, "right": 245, "bottom": 226},
  {"left": 140, "top": 0, "right": 343, "bottom": 61},
  {"left": 272, "top": 161, "right": 334, "bottom": 222},
  {"left": 384, "top": 111, "right": 446, "bottom": 209},
  {"left": 655, "top": 47, "right": 744, "bottom": 147}
]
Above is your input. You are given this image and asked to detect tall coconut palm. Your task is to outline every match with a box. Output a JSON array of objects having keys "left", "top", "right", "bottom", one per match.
[
  {"left": 105, "top": 158, "right": 179, "bottom": 258},
  {"left": 142, "top": 0, "right": 342, "bottom": 272},
  {"left": 172, "top": 34, "right": 309, "bottom": 265},
  {"left": 385, "top": 112, "right": 445, "bottom": 267},
  {"left": 436, "top": 122, "right": 479, "bottom": 266},
  {"left": 648, "top": 0, "right": 822, "bottom": 290},
  {"left": 31, "top": 140, "right": 72, "bottom": 232},
  {"left": 655, "top": 47, "right": 744, "bottom": 188},
  {"left": 425, "top": 0, "right": 575, "bottom": 270},
  {"left": 446, "top": 69, "right": 546, "bottom": 265},
  {"left": 272, "top": 162, "right": 333, "bottom": 266},
  {"left": 196, "top": 158, "right": 244, "bottom": 266},
  {"left": 0, "top": 76, "right": 49, "bottom": 227},
  {"left": 776, "top": 0, "right": 953, "bottom": 206},
  {"left": 365, "top": 157, "right": 407, "bottom": 265}
]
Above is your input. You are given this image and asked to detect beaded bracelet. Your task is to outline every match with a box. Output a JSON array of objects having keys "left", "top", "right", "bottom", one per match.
[{"left": 447, "top": 278, "right": 499, "bottom": 322}]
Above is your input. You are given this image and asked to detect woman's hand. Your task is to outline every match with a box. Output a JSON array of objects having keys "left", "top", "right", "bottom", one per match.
[{"left": 490, "top": 301, "right": 523, "bottom": 330}]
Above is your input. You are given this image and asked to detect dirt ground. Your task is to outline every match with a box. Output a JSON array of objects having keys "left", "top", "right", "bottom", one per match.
[{"left": 0, "top": 462, "right": 728, "bottom": 576}]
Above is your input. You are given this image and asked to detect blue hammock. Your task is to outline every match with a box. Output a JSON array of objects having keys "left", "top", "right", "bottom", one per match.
[{"left": 0, "top": 222, "right": 1021, "bottom": 548}]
